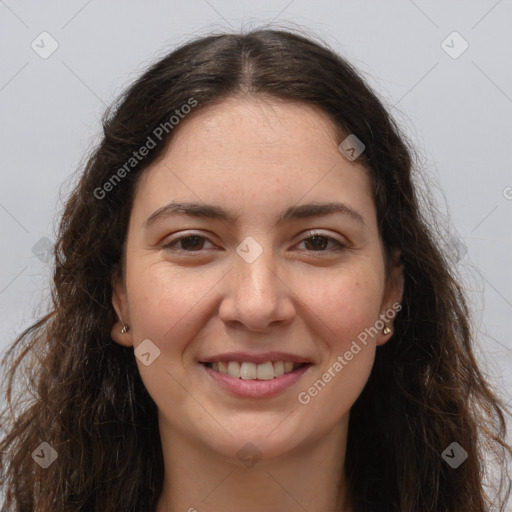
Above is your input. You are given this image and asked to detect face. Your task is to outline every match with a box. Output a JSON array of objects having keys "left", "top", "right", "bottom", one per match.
[{"left": 111, "top": 96, "right": 403, "bottom": 462}]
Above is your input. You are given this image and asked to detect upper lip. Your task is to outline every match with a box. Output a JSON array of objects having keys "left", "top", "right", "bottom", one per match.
[{"left": 199, "top": 351, "right": 312, "bottom": 364}]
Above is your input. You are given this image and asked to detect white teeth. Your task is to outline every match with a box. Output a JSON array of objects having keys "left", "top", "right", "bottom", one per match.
[
  {"left": 240, "top": 362, "right": 257, "bottom": 380},
  {"left": 273, "top": 361, "right": 284, "bottom": 377},
  {"left": 227, "top": 361, "right": 241, "bottom": 379},
  {"left": 256, "top": 362, "right": 274, "bottom": 380},
  {"left": 208, "top": 360, "right": 304, "bottom": 379}
]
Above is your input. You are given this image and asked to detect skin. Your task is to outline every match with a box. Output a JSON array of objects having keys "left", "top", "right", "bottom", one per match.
[{"left": 111, "top": 95, "right": 403, "bottom": 512}]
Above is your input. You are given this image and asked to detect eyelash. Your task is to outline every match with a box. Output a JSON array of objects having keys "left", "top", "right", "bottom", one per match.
[{"left": 162, "top": 231, "right": 347, "bottom": 255}]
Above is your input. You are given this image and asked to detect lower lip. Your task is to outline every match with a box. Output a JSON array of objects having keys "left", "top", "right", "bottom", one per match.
[{"left": 201, "top": 363, "right": 312, "bottom": 398}]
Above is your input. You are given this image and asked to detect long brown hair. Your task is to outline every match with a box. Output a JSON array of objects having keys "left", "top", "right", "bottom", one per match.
[{"left": 1, "top": 27, "right": 511, "bottom": 512}]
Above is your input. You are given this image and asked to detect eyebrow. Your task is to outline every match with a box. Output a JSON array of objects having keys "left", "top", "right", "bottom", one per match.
[{"left": 144, "top": 200, "right": 366, "bottom": 228}]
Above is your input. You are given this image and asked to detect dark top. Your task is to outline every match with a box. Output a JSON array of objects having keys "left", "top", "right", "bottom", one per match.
[{"left": 360, "top": 504, "right": 390, "bottom": 512}]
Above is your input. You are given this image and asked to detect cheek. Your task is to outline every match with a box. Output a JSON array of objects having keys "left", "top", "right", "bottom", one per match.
[
  {"left": 125, "top": 263, "right": 209, "bottom": 353},
  {"left": 304, "top": 264, "right": 385, "bottom": 347},
  {"left": 123, "top": 264, "right": 215, "bottom": 407},
  {"left": 295, "top": 272, "right": 382, "bottom": 430}
]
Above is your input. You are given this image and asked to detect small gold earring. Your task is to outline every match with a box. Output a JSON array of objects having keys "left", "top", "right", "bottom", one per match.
[
  {"left": 383, "top": 326, "right": 392, "bottom": 335},
  {"left": 120, "top": 323, "right": 129, "bottom": 334}
]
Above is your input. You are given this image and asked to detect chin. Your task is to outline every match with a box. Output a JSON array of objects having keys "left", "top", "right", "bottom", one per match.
[{"left": 211, "top": 424, "right": 308, "bottom": 464}]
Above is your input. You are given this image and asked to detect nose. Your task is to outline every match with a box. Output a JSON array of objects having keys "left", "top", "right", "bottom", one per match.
[{"left": 218, "top": 243, "right": 295, "bottom": 333}]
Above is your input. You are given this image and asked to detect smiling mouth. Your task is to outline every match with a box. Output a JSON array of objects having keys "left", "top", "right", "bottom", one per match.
[{"left": 201, "top": 361, "right": 309, "bottom": 380}]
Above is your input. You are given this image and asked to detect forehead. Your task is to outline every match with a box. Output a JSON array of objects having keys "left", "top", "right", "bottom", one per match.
[
  {"left": 169, "top": 95, "right": 344, "bottom": 158},
  {"left": 131, "top": 96, "right": 375, "bottom": 225}
]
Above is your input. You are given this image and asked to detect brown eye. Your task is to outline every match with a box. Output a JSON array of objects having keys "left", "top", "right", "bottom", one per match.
[
  {"left": 163, "top": 234, "right": 214, "bottom": 252},
  {"left": 298, "top": 234, "right": 346, "bottom": 252}
]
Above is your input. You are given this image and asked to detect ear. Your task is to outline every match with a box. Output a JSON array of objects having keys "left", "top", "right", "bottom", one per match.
[
  {"left": 376, "top": 250, "right": 404, "bottom": 347},
  {"left": 111, "top": 272, "right": 134, "bottom": 348}
]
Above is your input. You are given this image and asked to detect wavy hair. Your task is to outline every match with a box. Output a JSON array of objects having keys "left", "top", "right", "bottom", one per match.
[{"left": 1, "top": 27, "right": 511, "bottom": 512}]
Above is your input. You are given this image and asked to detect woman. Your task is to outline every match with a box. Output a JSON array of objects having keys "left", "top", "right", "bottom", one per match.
[{"left": 1, "top": 28, "right": 510, "bottom": 512}]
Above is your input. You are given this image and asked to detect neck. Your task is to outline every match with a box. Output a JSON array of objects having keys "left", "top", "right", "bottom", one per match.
[{"left": 155, "top": 413, "right": 353, "bottom": 512}]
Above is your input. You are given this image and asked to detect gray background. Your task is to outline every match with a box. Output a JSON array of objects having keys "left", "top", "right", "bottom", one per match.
[{"left": 1, "top": 0, "right": 511, "bottom": 507}]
